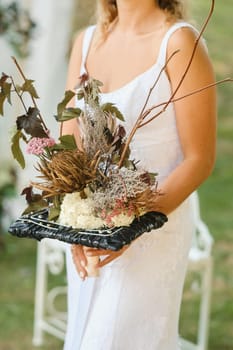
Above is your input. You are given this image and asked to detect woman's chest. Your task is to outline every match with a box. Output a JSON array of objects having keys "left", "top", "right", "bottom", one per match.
[{"left": 86, "top": 31, "right": 166, "bottom": 94}]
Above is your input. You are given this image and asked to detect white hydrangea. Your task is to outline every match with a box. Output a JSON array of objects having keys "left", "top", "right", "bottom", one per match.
[
  {"left": 59, "top": 190, "right": 135, "bottom": 229},
  {"left": 59, "top": 191, "right": 105, "bottom": 229}
]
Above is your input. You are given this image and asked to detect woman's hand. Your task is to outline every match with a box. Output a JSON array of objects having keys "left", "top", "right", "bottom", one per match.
[
  {"left": 71, "top": 244, "right": 89, "bottom": 280},
  {"left": 71, "top": 244, "right": 129, "bottom": 281},
  {"left": 85, "top": 246, "right": 129, "bottom": 268}
]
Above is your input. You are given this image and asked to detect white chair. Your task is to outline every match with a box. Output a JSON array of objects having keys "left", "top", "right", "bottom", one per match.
[
  {"left": 32, "top": 239, "right": 67, "bottom": 346},
  {"left": 180, "top": 191, "right": 214, "bottom": 350},
  {"left": 32, "top": 192, "right": 213, "bottom": 349}
]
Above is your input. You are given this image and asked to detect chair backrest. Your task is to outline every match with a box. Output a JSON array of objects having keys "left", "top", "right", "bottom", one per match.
[{"left": 189, "top": 191, "right": 213, "bottom": 256}]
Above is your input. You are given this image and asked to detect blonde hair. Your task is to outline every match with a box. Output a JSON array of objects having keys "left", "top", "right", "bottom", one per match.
[{"left": 95, "top": 0, "right": 186, "bottom": 44}]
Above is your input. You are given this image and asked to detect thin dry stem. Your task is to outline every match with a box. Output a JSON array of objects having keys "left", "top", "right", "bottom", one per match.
[
  {"left": 138, "top": 49, "right": 180, "bottom": 117},
  {"left": 9, "top": 76, "right": 28, "bottom": 113},
  {"left": 139, "top": 78, "right": 232, "bottom": 128},
  {"left": 11, "top": 56, "right": 48, "bottom": 131},
  {"left": 118, "top": 50, "right": 180, "bottom": 168}
]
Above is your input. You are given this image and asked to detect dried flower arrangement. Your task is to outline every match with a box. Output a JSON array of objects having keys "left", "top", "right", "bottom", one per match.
[
  {"left": 1, "top": 63, "right": 167, "bottom": 245},
  {"left": 2, "top": 64, "right": 168, "bottom": 252},
  {"left": 1, "top": 0, "right": 232, "bottom": 251}
]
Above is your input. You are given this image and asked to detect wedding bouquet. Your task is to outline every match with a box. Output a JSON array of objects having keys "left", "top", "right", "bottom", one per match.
[
  {"left": 1, "top": 59, "right": 168, "bottom": 257},
  {"left": 1, "top": 0, "right": 231, "bottom": 267}
]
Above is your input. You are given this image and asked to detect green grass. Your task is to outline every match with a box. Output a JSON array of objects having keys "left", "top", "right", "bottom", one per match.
[
  {"left": 179, "top": 1, "right": 233, "bottom": 349},
  {"left": 1, "top": 1, "right": 233, "bottom": 349},
  {"left": 0, "top": 236, "right": 64, "bottom": 350}
]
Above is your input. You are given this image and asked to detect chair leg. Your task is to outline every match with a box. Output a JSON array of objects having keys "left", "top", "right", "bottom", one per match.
[
  {"left": 197, "top": 257, "right": 213, "bottom": 350},
  {"left": 32, "top": 241, "right": 48, "bottom": 346}
]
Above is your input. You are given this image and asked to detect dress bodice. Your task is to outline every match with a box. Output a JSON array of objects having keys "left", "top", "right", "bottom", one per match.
[{"left": 77, "top": 22, "right": 196, "bottom": 184}]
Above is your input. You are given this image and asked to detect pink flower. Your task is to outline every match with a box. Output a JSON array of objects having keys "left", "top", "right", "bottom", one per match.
[
  {"left": 26, "top": 137, "right": 56, "bottom": 155},
  {"left": 100, "top": 198, "right": 136, "bottom": 226}
]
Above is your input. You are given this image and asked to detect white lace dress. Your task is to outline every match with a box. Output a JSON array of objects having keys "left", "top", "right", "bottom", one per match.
[{"left": 64, "top": 22, "right": 196, "bottom": 350}]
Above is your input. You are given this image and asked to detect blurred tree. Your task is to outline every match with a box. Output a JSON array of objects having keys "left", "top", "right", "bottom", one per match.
[
  {"left": 0, "top": 1, "right": 36, "bottom": 57},
  {"left": 0, "top": 164, "right": 17, "bottom": 248},
  {"left": 70, "top": 0, "right": 96, "bottom": 40}
]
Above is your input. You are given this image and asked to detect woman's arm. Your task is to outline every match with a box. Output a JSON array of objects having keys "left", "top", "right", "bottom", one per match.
[{"left": 150, "top": 27, "right": 217, "bottom": 215}]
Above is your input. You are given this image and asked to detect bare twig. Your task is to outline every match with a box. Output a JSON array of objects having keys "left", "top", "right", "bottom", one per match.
[
  {"left": 9, "top": 76, "right": 28, "bottom": 113},
  {"left": 139, "top": 78, "right": 232, "bottom": 128},
  {"left": 118, "top": 50, "right": 180, "bottom": 168},
  {"left": 167, "top": 0, "right": 215, "bottom": 107},
  {"left": 138, "top": 49, "right": 180, "bottom": 117},
  {"left": 11, "top": 56, "right": 48, "bottom": 131}
]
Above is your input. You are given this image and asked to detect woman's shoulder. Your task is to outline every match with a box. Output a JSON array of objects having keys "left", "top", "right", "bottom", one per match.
[
  {"left": 71, "top": 25, "right": 96, "bottom": 56},
  {"left": 71, "top": 29, "right": 86, "bottom": 53},
  {"left": 167, "top": 22, "right": 206, "bottom": 54},
  {"left": 165, "top": 21, "right": 214, "bottom": 91}
]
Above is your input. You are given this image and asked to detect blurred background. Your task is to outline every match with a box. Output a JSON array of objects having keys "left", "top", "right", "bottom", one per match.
[{"left": 0, "top": 0, "right": 232, "bottom": 349}]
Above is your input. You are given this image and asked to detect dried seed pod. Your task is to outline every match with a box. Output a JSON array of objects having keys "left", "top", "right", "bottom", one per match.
[{"left": 32, "top": 149, "right": 100, "bottom": 197}]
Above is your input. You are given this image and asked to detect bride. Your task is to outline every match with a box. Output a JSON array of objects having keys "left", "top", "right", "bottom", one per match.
[{"left": 61, "top": 1, "right": 216, "bottom": 349}]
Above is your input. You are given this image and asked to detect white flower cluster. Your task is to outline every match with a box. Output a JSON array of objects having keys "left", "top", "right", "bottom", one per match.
[
  {"left": 59, "top": 191, "right": 105, "bottom": 229},
  {"left": 59, "top": 190, "right": 135, "bottom": 229}
]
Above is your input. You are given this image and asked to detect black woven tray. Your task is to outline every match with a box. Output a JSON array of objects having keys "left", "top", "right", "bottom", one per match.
[{"left": 8, "top": 209, "right": 168, "bottom": 251}]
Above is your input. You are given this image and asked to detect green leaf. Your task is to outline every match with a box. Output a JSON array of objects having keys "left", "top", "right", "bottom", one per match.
[
  {"left": 22, "top": 200, "right": 48, "bottom": 215},
  {"left": 101, "top": 103, "right": 125, "bottom": 121},
  {"left": 16, "top": 107, "right": 48, "bottom": 138},
  {"left": 3, "top": 82, "right": 12, "bottom": 104},
  {"left": 59, "top": 135, "right": 77, "bottom": 149},
  {"left": 77, "top": 90, "right": 84, "bottom": 100},
  {"left": 0, "top": 93, "right": 6, "bottom": 116},
  {"left": 90, "top": 78, "right": 103, "bottom": 91},
  {"left": 57, "top": 90, "right": 75, "bottom": 118},
  {"left": 0, "top": 81, "right": 12, "bottom": 115},
  {"left": 48, "top": 206, "right": 60, "bottom": 221},
  {"left": 11, "top": 130, "right": 26, "bottom": 168},
  {"left": 55, "top": 107, "right": 82, "bottom": 122},
  {"left": 21, "top": 186, "right": 49, "bottom": 214},
  {"left": 89, "top": 78, "right": 102, "bottom": 103},
  {"left": 50, "top": 134, "right": 77, "bottom": 151},
  {"left": 21, "top": 79, "right": 39, "bottom": 99}
]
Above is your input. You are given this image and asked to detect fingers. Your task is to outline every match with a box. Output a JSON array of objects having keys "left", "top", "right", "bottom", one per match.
[
  {"left": 85, "top": 246, "right": 129, "bottom": 268},
  {"left": 71, "top": 245, "right": 129, "bottom": 278},
  {"left": 85, "top": 248, "right": 114, "bottom": 257},
  {"left": 98, "top": 252, "right": 121, "bottom": 267},
  {"left": 71, "top": 244, "right": 88, "bottom": 280}
]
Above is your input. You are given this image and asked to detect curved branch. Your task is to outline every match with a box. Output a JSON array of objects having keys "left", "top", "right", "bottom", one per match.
[
  {"left": 138, "top": 49, "right": 180, "bottom": 117},
  {"left": 118, "top": 50, "right": 180, "bottom": 168},
  {"left": 11, "top": 56, "right": 48, "bottom": 131},
  {"left": 139, "top": 78, "right": 232, "bottom": 128}
]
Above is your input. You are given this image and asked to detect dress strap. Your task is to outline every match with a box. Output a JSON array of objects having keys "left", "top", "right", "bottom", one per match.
[
  {"left": 156, "top": 22, "right": 199, "bottom": 67},
  {"left": 80, "top": 25, "right": 96, "bottom": 75},
  {"left": 80, "top": 23, "right": 201, "bottom": 74}
]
